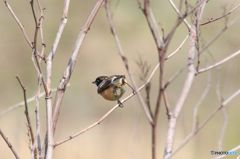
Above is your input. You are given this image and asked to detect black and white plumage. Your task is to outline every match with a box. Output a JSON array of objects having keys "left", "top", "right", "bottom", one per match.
[{"left": 92, "top": 75, "right": 127, "bottom": 107}]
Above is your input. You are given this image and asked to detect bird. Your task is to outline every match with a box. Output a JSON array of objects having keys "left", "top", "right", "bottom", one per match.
[{"left": 92, "top": 75, "right": 135, "bottom": 107}]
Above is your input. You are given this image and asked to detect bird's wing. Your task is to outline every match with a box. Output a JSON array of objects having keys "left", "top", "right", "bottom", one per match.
[{"left": 97, "top": 79, "right": 112, "bottom": 93}]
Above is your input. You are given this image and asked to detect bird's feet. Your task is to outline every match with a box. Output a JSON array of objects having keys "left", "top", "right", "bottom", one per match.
[{"left": 118, "top": 99, "right": 124, "bottom": 108}]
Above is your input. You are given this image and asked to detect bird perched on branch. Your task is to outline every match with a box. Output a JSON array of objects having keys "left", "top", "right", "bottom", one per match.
[{"left": 92, "top": 75, "right": 135, "bottom": 107}]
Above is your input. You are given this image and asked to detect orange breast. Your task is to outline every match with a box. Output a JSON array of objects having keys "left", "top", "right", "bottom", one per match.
[
  {"left": 99, "top": 86, "right": 117, "bottom": 101},
  {"left": 99, "top": 84, "right": 126, "bottom": 101}
]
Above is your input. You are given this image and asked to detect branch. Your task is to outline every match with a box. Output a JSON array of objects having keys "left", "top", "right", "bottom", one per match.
[
  {"left": 105, "top": 0, "right": 153, "bottom": 124},
  {"left": 165, "top": 34, "right": 189, "bottom": 60},
  {"left": 3, "top": 0, "right": 44, "bottom": 61},
  {"left": 192, "top": 67, "right": 211, "bottom": 132},
  {"left": 54, "top": 62, "right": 160, "bottom": 147},
  {"left": 200, "top": 3, "right": 240, "bottom": 26},
  {"left": 162, "top": 89, "right": 171, "bottom": 117},
  {"left": 36, "top": 0, "right": 46, "bottom": 63},
  {"left": 0, "top": 128, "right": 20, "bottom": 159},
  {"left": 197, "top": 49, "right": 240, "bottom": 74},
  {"left": 41, "top": 1, "right": 70, "bottom": 158},
  {"left": 218, "top": 108, "right": 228, "bottom": 151},
  {"left": 15, "top": 75, "right": 36, "bottom": 158},
  {"left": 168, "top": 0, "right": 191, "bottom": 29},
  {"left": 0, "top": 88, "right": 58, "bottom": 118},
  {"left": 164, "top": 15, "right": 240, "bottom": 89},
  {"left": 51, "top": 0, "right": 105, "bottom": 141},
  {"left": 163, "top": 1, "right": 206, "bottom": 158},
  {"left": 31, "top": 75, "right": 42, "bottom": 158},
  {"left": 139, "top": 1, "right": 166, "bottom": 159},
  {"left": 168, "top": 89, "right": 240, "bottom": 158},
  {"left": 3, "top": 0, "right": 32, "bottom": 47}
]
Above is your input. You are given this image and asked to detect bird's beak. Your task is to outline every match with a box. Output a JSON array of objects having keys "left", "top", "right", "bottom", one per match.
[{"left": 92, "top": 81, "right": 96, "bottom": 84}]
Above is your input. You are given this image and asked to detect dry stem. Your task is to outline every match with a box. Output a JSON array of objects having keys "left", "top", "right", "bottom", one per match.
[
  {"left": 164, "top": 1, "right": 206, "bottom": 158},
  {"left": 105, "top": 0, "right": 153, "bottom": 124},
  {"left": 0, "top": 128, "right": 20, "bottom": 159},
  {"left": 15, "top": 75, "right": 36, "bottom": 158},
  {"left": 168, "top": 89, "right": 240, "bottom": 158},
  {"left": 51, "top": 1, "right": 105, "bottom": 154},
  {"left": 200, "top": 3, "right": 240, "bottom": 26}
]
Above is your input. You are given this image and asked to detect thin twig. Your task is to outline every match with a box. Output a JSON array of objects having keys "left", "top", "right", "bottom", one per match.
[
  {"left": 164, "top": 15, "right": 240, "bottom": 89},
  {"left": 0, "top": 88, "right": 57, "bottom": 118},
  {"left": 3, "top": 0, "right": 32, "bottom": 47},
  {"left": 3, "top": 0, "right": 43, "bottom": 59},
  {"left": 165, "top": 0, "right": 208, "bottom": 45},
  {"left": 29, "top": 0, "right": 48, "bottom": 95},
  {"left": 149, "top": 7, "right": 164, "bottom": 44},
  {"left": 213, "top": 58, "right": 228, "bottom": 152},
  {"left": 165, "top": 34, "right": 189, "bottom": 60},
  {"left": 192, "top": 66, "right": 211, "bottom": 132},
  {"left": 54, "top": 62, "right": 160, "bottom": 147},
  {"left": 164, "top": 2, "right": 206, "bottom": 158},
  {"left": 168, "top": 0, "right": 191, "bottom": 29},
  {"left": 140, "top": 1, "right": 166, "bottom": 159},
  {"left": 167, "top": 89, "right": 240, "bottom": 159},
  {"left": 197, "top": 49, "right": 240, "bottom": 74},
  {"left": 36, "top": 0, "right": 46, "bottom": 63},
  {"left": 200, "top": 3, "right": 240, "bottom": 26},
  {"left": 51, "top": 0, "right": 105, "bottom": 148},
  {"left": 218, "top": 108, "right": 228, "bottom": 151},
  {"left": 42, "top": 0, "right": 70, "bottom": 158},
  {"left": 105, "top": 0, "right": 153, "bottom": 124},
  {"left": 41, "top": 0, "right": 70, "bottom": 158},
  {"left": 32, "top": 75, "right": 42, "bottom": 158},
  {"left": 162, "top": 89, "right": 171, "bottom": 117},
  {"left": 15, "top": 75, "right": 36, "bottom": 158},
  {"left": 0, "top": 128, "right": 20, "bottom": 159}
]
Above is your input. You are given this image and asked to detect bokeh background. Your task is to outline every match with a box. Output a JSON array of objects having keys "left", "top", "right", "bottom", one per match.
[{"left": 0, "top": 0, "right": 240, "bottom": 158}]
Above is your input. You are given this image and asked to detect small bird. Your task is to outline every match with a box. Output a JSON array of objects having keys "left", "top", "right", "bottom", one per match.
[{"left": 92, "top": 75, "right": 135, "bottom": 107}]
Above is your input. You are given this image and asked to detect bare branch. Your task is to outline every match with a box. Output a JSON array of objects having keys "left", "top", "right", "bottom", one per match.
[
  {"left": 139, "top": 1, "right": 166, "bottom": 159},
  {"left": 192, "top": 67, "right": 211, "bottom": 132},
  {"left": 168, "top": 89, "right": 240, "bottom": 158},
  {"left": 51, "top": 0, "right": 105, "bottom": 141},
  {"left": 198, "top": 49, "right": 240, "bottom": 74},
  {"left": 0, "top": 88, "right": 58, "bottom": 118},
  {"left": 164, "top": 2, "right": 206, "bottom": 158},
  {"left": 42, "top": 0, "right": 70, "bottom": 158},
  {"left": 3, "top": 0, "right": 44, "bottom": 60},
  {"left": 168, "top": 0, "right": 191, "bottom": 29},
  {"left": 141, "top": 0, "right": 163, "bottom": 48},
  {"left": 0, "top": 128, "right": 20, "bottom": 159},
  {"left": 165, "top": 34, "right": 189, "bottom": 60},
  {"left": 162, "top": 89, "right": 171, "bottom": 117},
  {"left": 213, "top": 59, "right": 228, "bottom": 152},
  {"left": 32, "top": 75, "right": 42, "bottom": 158},
  {"left": 105, "top": 0, "right": 153, "bottom": 124},
  {"left": 149, "top": 8, "right": 164, "bottom": 44},
  {"left": 218, "top": 108, "right": 228, "bottom": 151},
  {"left": 3, "top": 0, "right": 32, "bottom": 47},
  {"left": 36, "top": 0, "right": 46, "bottom": 63},
  {"left": 54, "top": 62, "right": 160, "bottom": 147},
  {"left": 15, "top": 75, "right": 36, "bottom": 158},
  {"left": 165, "top": 15, "right": 240, "bottom": 88},
  {"left": 200, "top": 3, "right": 240, "bottom": 26}
]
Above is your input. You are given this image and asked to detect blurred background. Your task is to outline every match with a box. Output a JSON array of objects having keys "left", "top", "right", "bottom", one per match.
[{"left": 0, "top": 0, "right": 240, "bottom": 158}]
